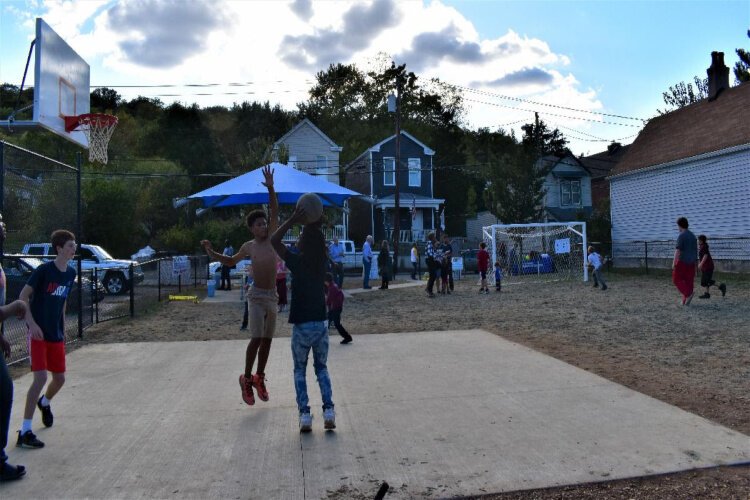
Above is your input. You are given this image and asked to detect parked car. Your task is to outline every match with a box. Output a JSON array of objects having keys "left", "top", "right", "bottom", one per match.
[
  {"left": 1, "top": 254, "right": 106, "bottom": 309},
  {"left": 21, "top": 243, "right": 145, "bottom": 295},
  {"left": 461, "top": 249, "right": 479, "bottom": 273},
  {"left": 209, "top": 259, "right": 252, "bottom": 279}
]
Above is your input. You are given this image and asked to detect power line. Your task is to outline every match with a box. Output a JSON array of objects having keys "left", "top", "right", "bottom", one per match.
[{"left": 450, "top": 82, "right": 646, "bottom": 122}]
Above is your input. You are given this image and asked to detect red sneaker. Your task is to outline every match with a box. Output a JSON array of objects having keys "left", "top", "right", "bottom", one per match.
[
  {"left": 239, "top": 374, "right": 255, "bottom": 405},
  {"left": 252, "top": 373, "right": 269, "bottom": 402}
]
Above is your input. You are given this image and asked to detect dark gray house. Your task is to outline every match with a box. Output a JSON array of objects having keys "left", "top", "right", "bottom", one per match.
[{"left": 344, "top": 131, "right": 444, "bottom": 245}]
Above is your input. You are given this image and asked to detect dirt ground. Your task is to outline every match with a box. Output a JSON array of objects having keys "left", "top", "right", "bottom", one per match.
[{"left": 11, "top": 271, "right": 750, "bottom": 498}]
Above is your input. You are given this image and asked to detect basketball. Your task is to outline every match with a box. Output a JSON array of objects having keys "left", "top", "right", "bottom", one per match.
[{"left": 296, "top": 193, "right": 323, "bottom": 224}]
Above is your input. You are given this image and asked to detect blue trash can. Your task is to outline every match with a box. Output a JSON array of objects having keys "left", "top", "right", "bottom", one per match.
[{"left": 207, "top": 280, "right": 216, "bottom": 297}]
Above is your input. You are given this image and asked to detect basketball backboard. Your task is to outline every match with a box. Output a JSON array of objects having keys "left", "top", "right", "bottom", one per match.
[{"left": 2, "top": 18, "right": 90, "bottom": 148}]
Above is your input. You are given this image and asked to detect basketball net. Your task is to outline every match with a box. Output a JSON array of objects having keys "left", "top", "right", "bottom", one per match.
[{"left": 64, "top": 113, "right": 118, "bottom": 164}]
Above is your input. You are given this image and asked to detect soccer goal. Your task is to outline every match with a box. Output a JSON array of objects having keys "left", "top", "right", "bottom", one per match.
[{"left": 482, "top": 222, "right": 588, "bottom": 285}]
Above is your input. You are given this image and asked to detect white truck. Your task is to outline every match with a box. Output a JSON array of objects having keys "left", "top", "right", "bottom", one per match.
[{"left": 22, "top": 243, "right": 145, "bottom": 295}]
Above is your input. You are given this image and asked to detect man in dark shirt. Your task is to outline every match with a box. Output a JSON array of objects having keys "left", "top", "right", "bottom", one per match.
[
  {"left": 271, "top": 199, "right": 337, "bottom": 433},
  {"left": 672, "top": 217, "right": 698, "bottom": 306}
]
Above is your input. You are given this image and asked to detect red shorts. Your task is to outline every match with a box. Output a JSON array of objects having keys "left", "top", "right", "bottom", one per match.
[{"left": 29, "top": 339, "right": 66, "bottom": 373}]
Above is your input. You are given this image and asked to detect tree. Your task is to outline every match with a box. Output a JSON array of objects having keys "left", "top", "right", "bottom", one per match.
[
  {"left": 657, "top": 76, "right": 708, "bottom": 114},
  {"left": 483, "top": 147, "right": 546, "bottom": 223},
  {"left": 91, "top": 87, "right": 122, "bottom": 112},
  {"left": 735, "top": 39, "right": 750, "bottom": 84},
  {"left": 520, "top": 114, "right": 567, "bottom": 156}
]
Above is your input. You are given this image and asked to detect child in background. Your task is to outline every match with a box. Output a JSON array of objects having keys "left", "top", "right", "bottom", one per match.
[
  {"left": 240, "top": 264, "right": 253, "bottom": 331},
  {"left": 325, "top": 273, "right": 352, "bottom": 344},
  {"left": 477, "top": 242, "right": 490, "bottom": 294},
  {"left": 494, "top": 261, "right": 503, "bottom": 292},
  {"left": 276, "top": 259, "right": 288, "bottom": 312}
]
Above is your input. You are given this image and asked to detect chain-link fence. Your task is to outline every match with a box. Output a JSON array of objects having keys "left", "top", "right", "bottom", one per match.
[{"left": 610, "top": 237, "right": 750, "bottom": 273}]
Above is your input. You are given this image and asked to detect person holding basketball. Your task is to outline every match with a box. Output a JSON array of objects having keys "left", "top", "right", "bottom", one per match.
[
  {"left": 270, "top": 204, "right": 337, "bottom": 432},
  {"left": 201, "top": 165, "right": 278, "bottom": 406}
]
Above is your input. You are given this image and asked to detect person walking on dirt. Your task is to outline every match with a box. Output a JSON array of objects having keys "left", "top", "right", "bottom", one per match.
[
  {"left": 672, "top": 217, "right": 697, "bottom": 306},
  {"left": 697, "top": 235, "right": 727, "bottom": 299}
]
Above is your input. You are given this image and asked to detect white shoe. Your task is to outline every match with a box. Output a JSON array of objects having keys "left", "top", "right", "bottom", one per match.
[
  {"left": 323, "top": 408, "right": 336, "bottom": 430},
  {"left": 299, "top": 412, "right": 313, "bottom": 433}
]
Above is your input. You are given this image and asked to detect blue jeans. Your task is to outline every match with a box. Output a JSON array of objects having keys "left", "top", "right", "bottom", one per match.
[
  {"left": 291, "top": 321, "right": 334, "bottom": 414},
  {"left": 363, "top": 259, "right": 372, "bottom": 288}
]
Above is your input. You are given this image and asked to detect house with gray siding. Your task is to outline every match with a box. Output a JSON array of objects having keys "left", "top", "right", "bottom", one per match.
[
  {"left": 272, "top": 118, "right": 343, "bottom": 185},
  {"left": 609, "top": 52, "right": 750, "bottom": 270},
  {"left": 537, "top": 152, "right": 593, "bottom": 222},
  {"left": 344, "top": 131, "right": 444, "bottom": 245}
]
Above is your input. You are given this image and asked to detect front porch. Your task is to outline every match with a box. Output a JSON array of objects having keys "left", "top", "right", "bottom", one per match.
[{"left": 374, "top": 193, "right": 444, "bottom": 244}]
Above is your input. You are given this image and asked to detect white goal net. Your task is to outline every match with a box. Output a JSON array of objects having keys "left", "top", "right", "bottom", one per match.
[{"left": 482, "top": 222, "right": 588, "bottom": 285}]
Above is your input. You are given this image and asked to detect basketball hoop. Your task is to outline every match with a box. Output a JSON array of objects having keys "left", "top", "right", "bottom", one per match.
[{"left": 64, "top": 113, "right": 118, "bottom": 164}]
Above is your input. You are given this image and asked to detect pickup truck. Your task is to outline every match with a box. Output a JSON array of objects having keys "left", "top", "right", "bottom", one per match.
[{"left": 21, "top": 243, "right": 145, "bottom": 295}]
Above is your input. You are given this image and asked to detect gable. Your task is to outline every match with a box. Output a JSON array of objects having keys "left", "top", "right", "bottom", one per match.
[{"left": 274, "top": 118, "right": 342, "bottom": 151}]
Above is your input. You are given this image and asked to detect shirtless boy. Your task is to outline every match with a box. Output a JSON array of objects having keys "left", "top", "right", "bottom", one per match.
[{"left": 201, "top": 166, "right": 278, "bottom": 405}]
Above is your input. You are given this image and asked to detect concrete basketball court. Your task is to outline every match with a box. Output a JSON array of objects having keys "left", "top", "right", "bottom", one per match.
[{"left": 3, "top": 329, "right": 749, "bottom": 499}]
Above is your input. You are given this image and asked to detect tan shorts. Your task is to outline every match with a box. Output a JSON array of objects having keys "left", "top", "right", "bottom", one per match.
[{"left": 248, "top": 286, "right": 278, "bottom": 339}]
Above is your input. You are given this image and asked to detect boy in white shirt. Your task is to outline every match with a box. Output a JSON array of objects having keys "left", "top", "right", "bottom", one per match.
[{"left": 587, "top": 246, "right": 607, "bottom": 291}]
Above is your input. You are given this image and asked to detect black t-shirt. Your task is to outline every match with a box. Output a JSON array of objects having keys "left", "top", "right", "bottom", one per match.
[
  {"left": 27, "top": 261, "right": 76, "bottom": 342},
  {"left": 283, "top": 251, "right": 326, "bottom": 324}
]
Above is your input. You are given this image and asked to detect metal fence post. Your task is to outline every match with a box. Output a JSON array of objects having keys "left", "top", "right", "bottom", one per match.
[
  {"left": 129, "top": 264, "right": 135, "bottom": 317},
  {"left": 94, "top": 268, "right": 99, "bottom": 324},
  {"left": 158, "top": 258, "right": 162, "bottom": 302},
  {"left": 644, "top": 241, "right": 649, "bottom": 274}
]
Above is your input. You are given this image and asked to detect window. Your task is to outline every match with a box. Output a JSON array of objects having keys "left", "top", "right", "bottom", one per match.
[
  {"left": 408, "top": 158, "right": 421, "bottom": 187},
  {"left": 27, "top": 246, "right": 45, "bottom": 256},
  {"left": 316, "top": 155, "right": 327, "bottom": 177},
  {"left": 383, "top": 157, "right": 395, "bottom": 186},
  {"left": 288, "top": 156, "right": 297, "bottom": 169},
  {"left": 560, "top": 179, "right": 581, "bottom": 206},
  {"left": 79, "top": 247, "right": 96, "bottom": 261}
]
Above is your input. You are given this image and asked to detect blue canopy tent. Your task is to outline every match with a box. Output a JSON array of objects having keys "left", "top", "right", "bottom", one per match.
[{"left": 187, "top": 162, "right": 364, "bottom": 209}]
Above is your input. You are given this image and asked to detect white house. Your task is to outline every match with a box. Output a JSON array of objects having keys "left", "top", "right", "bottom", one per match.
[
  {"left": 536, "top": 152, "right": 593, "bottom": 222},
  {"left": 609, "top": 52, "right": 750, "bottom": 270},
  {"left": 272, "top": 118, "right": 343, "bottom": 185}
]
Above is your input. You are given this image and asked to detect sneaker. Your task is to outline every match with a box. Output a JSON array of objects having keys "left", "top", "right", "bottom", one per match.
[
  {"left": 0, "top": 462, "right": 26, "bottom": 482},
  {"left": 299, "top": 413, "right": 313, "bottom": 433},
  {"left": 340, "top": 336, "right": 353, "bottom": 344},
  {"left": 238, "top": 374, "right": 255, "bottom": 405},
  {"left": 37, "top": 397, "right": 53, "bottom": 428},
  {"left": 427, "top": 293, "right": 435, "bottom": 298},
  {"left": 698, "top": 293, "right": 710, "bottom": 299},
  {"left": 16, "top": 430, "right": 44, "bottom": 449},
  {"left": 601, "top": 285, "right": 608, "bottom": 291},
  {"left": 685, "top": 293, "right": 694, "bottom": 306},
  {"left": 593, "top": 284, "right": 599, "bottom": 288},
  {"left": 323, "top": 408, "right": 336, "bottom": 430},
  {"left": 251, "top": 373, "right": 269, "bottom": 402},
  {"left": 719, "top": 283, "right": 727, "bottom": 297},
  {"left": 239, "top": 325, "right": 248, "bottom": 331}
]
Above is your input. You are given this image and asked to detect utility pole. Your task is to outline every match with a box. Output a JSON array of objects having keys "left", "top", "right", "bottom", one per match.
[{"left": 393, "top": 77, "right": 402, "bottom": 278}]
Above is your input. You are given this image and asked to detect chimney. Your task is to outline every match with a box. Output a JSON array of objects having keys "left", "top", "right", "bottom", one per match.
[{"left": 707, "top": 51, "right": 730, "bottom": 101}]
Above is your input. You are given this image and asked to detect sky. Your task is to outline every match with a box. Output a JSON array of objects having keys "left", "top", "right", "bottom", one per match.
[{"left": 0, "top": 0, "right": 748, "bottom": 156}]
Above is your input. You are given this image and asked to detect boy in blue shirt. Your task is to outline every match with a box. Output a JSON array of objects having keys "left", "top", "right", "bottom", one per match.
[{"left": 17, "top": 230, "right": 77, "bottom": 449}]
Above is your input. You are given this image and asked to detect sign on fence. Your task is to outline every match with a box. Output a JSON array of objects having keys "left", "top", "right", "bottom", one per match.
[{"left": 172, "top": 256, "right": 190, "bottom": 277}]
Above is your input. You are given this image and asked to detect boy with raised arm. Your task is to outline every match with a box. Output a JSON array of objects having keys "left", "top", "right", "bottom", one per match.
[
  {"left": 201, "top": 166, "right": 278, "bottom": 406},
  {"left": 270, "top": 202, "right": 337, "bottom": 432}
]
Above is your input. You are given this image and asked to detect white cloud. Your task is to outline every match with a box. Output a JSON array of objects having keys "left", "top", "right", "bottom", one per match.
[{"left": 19, "top": 0, "right": 610, "bottom": 152}]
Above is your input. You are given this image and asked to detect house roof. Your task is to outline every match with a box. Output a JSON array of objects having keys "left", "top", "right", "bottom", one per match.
[
  {"left": 345, "top": 130, "right": 435, "bottom": 170},
  {"left": 535, "top": 151, "right": 590, "bottom": 175},
  {"left": 273, "top": 118, "right": 342, "bottom": 151},
  {"left": 612, "top": 83, "right": 750, "bottom": 177},
  {"left": 579, "top": 144, "right": 631, "bottom": 180}
]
